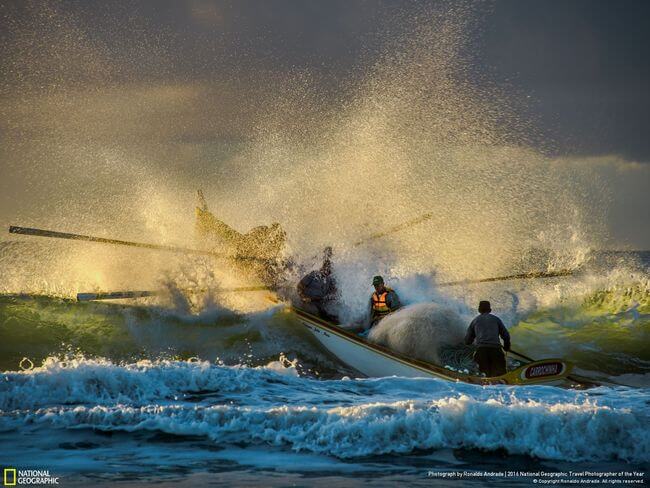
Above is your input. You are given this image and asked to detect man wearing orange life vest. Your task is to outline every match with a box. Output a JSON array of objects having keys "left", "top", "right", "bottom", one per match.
[{"left": 369, "top": 275, "right": 401, "bottom": 327}]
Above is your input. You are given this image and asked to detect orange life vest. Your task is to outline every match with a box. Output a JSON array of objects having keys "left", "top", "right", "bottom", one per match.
[{"left": 372, "top": 288, "right": 393, "bottom": 317}]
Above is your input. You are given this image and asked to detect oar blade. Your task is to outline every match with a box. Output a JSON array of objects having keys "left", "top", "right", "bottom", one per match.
[
  {"left": 77, "top": 291, "right": 157, "bottom": 301},
  {"left": 438, "top": 268, "right": 577, "bottom": 287},
  {"left": 76, "top": 285, "right": 271, "bottom": 301}
]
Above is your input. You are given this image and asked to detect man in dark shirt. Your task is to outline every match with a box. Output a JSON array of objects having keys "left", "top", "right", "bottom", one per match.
[
  {"left": 297, "top": 247, "right": 338, "bottom": 321},
  {"left": 195, "top": 190, "right": 287, "bottom": 287},
  {"left": 464, "top": 300, "right": 511, "bottom": 377}
]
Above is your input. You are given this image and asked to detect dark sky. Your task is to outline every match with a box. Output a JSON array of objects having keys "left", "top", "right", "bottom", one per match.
[
  {"left": 1, "top": 0, "right": 649, "bottom": 160},
  {"left": 1, "top": 0, "right": 649, "bottom": 250},
  {"left": 482, "top": 0, "right": 650, "bottom": 160}
]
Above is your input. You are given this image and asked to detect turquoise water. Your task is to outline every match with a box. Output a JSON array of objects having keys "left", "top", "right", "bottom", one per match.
[{"left": 0, "top": 252, "right": 649, "bottom": 486}]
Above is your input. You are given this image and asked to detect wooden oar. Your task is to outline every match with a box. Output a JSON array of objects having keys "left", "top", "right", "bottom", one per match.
[
  {"left": 437, "top": 268, "right": 576, "bottom": 287},
  {"left": 8, "top": 225, "right": 267, "bottom": 262},
  {"left": 349, "top": 215, "right": 579, "bottom": 287},
  {"left": 77, "top": 291, "right": 157, "bottom": 301},
  {"left": 77, "top": 285, "right": 270, "bottom": 301},
  {"left": 508, "top": 349, "right": 536, "bottom": 362},
  {"left": 9, "top": 225, "right": 220, "bottom": 255},
  {"left": 351, "top": 212, "right": 433, "bottom": 247}
]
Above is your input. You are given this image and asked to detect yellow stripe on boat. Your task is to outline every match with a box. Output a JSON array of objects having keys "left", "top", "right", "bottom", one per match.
[{"left": 289, "top": 305, "right": 574, "bottom": 386}]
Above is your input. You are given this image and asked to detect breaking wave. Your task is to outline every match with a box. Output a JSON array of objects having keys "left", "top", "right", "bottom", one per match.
[
  {"left": 1, "top": 357, "right": 648, "bottom": 463},
  {"left": 1, "top": 263, "right": 648, "bottom": 379}
]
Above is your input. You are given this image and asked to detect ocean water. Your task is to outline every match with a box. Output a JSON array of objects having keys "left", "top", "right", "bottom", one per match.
[
  {"left": 0, "top": 252, "right": 648, "bottom": 486},
  {"left": 2, "top": 1, "right": 649, "bottom": 485},
  {"left": 1, "top": 357, "right": 648, "bottom": 487}
]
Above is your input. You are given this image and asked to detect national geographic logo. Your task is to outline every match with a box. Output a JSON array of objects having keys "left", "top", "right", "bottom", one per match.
[
  {"left": 3, "top": 469, "right": 59, "bottom": 485},
  {"left": 3, "top": 469, "right": 15, "bottom": 487}
]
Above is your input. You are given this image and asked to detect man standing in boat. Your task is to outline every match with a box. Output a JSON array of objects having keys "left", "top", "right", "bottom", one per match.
[
  {"left": 297, "top": 246, "right": 338, "bottom": 321},
  {"left": 368, "top": 276, "right": 401, "bottom": 327},
  {"left": 464, "top": 300, "right": 511, "bottom": 377},
  {"left": 194, "top": 190, "right": 287, "bottom": 287}
]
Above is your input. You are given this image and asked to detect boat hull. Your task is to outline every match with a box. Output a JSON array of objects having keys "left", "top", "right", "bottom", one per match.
[
  {"left": 292, "top": 306, "right": 573, "bottom": 386},
  {"left": 299, "top": 311, "right": 456, "bottom": 380}
]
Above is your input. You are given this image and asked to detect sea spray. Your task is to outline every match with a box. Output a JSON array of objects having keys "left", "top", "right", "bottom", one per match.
[
  {"left": 368, "top": 303, "right": 467, "bottom": 364},
  {"left": 0, "top": 1, "right": 613, "bottom": 303}
]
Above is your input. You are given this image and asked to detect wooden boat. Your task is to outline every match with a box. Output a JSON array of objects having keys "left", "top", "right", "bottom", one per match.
[
  {"left": 290, "top": 305, "right": 576, "bottom": 386},
  {"left": 5, "top": 205, "right": 589, "bottom": 388}
]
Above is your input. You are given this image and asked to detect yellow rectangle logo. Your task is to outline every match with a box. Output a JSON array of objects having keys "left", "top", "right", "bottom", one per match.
[{"left": 3, "top": 468, "right": 16, "bottom": 487}]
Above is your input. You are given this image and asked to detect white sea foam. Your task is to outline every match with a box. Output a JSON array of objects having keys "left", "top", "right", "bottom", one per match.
[
  {"left": 1, "top": 395, "right": 647, "bottom": 463},
  {"left": 1, "top": 358, "right": 648, "bottom": 463},
  {"left": 0, "top": 356, "right": 301, "bottom": 411}
]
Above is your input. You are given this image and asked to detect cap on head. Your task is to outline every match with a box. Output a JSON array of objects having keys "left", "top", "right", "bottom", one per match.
[
  {"left": 478, "top": 300, "right": 491, "bottom": 313},
  {"left": 372, "top": 275, "right": 384, "bottom": 286}
]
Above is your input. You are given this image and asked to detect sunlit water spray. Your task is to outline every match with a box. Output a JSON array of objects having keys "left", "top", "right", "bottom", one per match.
[
  {"left": 1, "top": 4, "right": 649, "bottom": 483},
  {"left": 0, "top": 1, "right": 647, "bottom": 379}
]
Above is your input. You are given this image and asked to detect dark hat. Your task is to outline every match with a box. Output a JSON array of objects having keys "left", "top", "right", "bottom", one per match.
[
  {"left": 478, "top": 300, "right": 491, "bottom": 313},
  {"left": 372, "top": 275, "right": 384, "bottom": 285}
]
